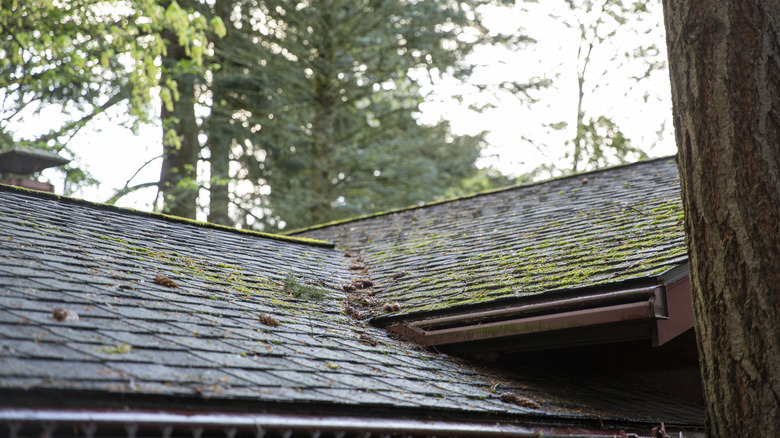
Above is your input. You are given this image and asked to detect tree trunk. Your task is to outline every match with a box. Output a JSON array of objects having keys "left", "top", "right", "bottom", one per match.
[
  {"left": 662, "top": 1, "right": 780, "bottom": 436},
  {"left": 309, "top": 0, "right": 336, "bottom": 226},
  {"left": 207, "top": 128, "right": 231, "bottom": 225},
  {"left": 206, "top": 0, "right": 233, "bottom": 226},
  {"left": 159, "top": 34, "right": 200, "bottom": 219}
]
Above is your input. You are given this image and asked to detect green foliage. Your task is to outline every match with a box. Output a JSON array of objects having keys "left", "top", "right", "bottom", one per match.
[
  {"left": 201, "top": 0, "right": 532, "bottom": 230},
  {"left": 574, "top": 115, "right": 646, "bottom": 170},
  {"left": 282, "top": 273, "right": 327, "bottom": 301},
  {"left": 0, "top": 0, "right": 222, "bottom": 191}
]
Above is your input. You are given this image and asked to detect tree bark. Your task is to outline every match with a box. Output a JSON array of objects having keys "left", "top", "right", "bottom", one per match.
[
  {"left": 206, "top": 0, "right": 233, "bottom": 226},
  {"left": 662, "top": 1, "right": 780, "bottom": 436},
  {"left": 206, "top": 125, "right": 231, "bottom": 225},
  {"left": 159, "top": 34, "right": 200, "bottom": 219},
  {"left": 309, "top": 0, "right": 337, "bottom": 226}
]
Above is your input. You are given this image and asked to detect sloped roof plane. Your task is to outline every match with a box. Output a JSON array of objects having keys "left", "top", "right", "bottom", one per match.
[
  {"left": 294, "top": 158, "right": 690, "bottom": 351},
  {"left": 295, "top": 157, "right": 686, "bottom": 315},
  {"left": 0, "top": 164, "right": 703, "bottom": 436}
]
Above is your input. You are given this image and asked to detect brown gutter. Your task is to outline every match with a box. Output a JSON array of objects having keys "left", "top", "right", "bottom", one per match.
[
  {"left": 410, "top": 285, "right": 663, "bottom": 330},
  {"left": 0, "top": 408, "right": 662, "bottom": 438},
  {"left": 386, "top": 286, "right": 669, "bottom": 347}
]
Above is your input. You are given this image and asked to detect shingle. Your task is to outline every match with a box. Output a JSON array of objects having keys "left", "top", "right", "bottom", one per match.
[
  {"left": 219, "top": 367, "right": 301, "bottom": 388},
  {"left": 159, "top": 333, "right": 253, "bottom": 353},
  {"left": 97, "top": 330, "right": 189, "bottom": 351},
  {"left": 0, "top": 357, "right": 113, "bottom": 381},
  {"left": 0, "top": 339, "right": 86, "bottom": 361},
  {"left": 315, "top": 387, "right": 400, "bottom": 405},
  {"left": 107, "top": 361, "right": 212, "bottom": 384},
  {"left": 0, "top": 181, "right": 703, "bottom": 427},
  {"left": 296, "top": 158, "right": 688, "bottom": 315}
]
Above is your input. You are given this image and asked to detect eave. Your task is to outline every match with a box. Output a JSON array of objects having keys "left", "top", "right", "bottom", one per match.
[
  {"left": 0, "top": 408, "right": 701, "bottom": 438},
  {"left": 379, "top": 266, "right": 693, "bottom": 354}
]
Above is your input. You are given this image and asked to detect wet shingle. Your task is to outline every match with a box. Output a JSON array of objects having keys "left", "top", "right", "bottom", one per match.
[
  {"left": 296, "top": 158, "right": 687, "bottom": 316},
  {"left": 0, "top": 181, "right": 702, "bottom": 427}
]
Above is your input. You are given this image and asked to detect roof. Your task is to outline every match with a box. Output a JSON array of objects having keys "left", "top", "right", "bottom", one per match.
[
  {"left": 0, "top": 182, "right": 703, "bottom": 434},
  {"left": 293, "top": 157, "right": 687, "bottom": 320},
  {"left": 0, "top": 146, "right": 70, "bottom": 175}
]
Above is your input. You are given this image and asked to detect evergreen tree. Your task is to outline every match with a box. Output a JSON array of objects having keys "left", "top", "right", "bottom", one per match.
[{"left": 201, "top": 0, "right": 532, "bottom": 230}]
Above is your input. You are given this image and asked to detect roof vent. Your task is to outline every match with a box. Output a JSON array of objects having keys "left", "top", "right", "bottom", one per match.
[{"left": 0, "top": 146, "right": 70, "bottom": 192}]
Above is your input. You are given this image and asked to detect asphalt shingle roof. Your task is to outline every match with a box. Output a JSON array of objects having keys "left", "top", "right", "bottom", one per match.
[
  {"left": 0, "top": 182, "right": 703, "bottom": 428},
  {"left": 294, "top": 157, "right": 687, "bottom": 318}
]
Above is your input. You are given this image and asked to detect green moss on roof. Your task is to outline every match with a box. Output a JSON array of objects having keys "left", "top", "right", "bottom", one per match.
[
  {"left": 297, "top": 158, "right": 687, "bottom": 316},
  {"left": 0, "top": 183, "right": 333, "bottom": 248}
]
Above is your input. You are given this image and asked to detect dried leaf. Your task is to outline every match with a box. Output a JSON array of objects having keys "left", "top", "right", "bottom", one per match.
[
  {"left": 52, "top": 307, "right": 68, "bottom": 321},
  {"left": 392, "top": 270, "right": 410, "bottom": 280},
  {"left": 499, "top": 393, "right": 540, "bottom": 409},
  {"left": 153, "top": 275, "right": 177, "bottom": 288},
  {"left": 359, "top": 333, "right": 379, "bottom": 346},
  {"left": 258, "top": 313, "right": 281, "bottom": 327},
  {"left": 382, "top": 302, "right": 401, "bottom": 312}
]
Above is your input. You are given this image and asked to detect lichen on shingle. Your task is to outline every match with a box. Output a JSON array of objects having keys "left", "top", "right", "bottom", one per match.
[{"left": 296, "top": 158, "right": 688, "bottom": 315}]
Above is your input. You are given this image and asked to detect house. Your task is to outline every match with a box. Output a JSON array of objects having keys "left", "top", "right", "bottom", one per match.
[
  {"left": 292, "top": 156, "right": 701, "bottom": 404},
  {"left": 0, "top": 156, "right": 704, "bottom": 437}
]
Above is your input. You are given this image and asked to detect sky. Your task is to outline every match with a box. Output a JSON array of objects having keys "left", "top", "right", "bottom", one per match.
[{"left": 34, "top": 0, "right": 675, "bottom": 213}]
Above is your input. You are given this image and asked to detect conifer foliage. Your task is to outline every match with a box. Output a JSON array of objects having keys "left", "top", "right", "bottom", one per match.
[{"left": 201, "top": 0, "right": 529, "bottom": 230}]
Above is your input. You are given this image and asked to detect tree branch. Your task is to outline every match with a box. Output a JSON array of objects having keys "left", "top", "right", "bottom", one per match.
[{"left": 106, "top": 181, "right": 160, "bottom": 205}]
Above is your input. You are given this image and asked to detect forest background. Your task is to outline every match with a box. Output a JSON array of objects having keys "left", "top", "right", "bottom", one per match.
[{"left": 1, "top": 0, "right": 673, "bottom": 231}]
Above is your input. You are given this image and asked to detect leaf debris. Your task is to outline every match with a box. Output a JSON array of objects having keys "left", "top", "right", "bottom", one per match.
[
  {"left": 499, "top": 393, "right": 541, "bottom": 409},
  {"left": 153, "top": 275, "right": 177, "bottom": 288},
  {"left": 258, "top": 313, "right": 281, "bottom": 327},
  {"left": 52, "top": 307, "right": 68, "bottom": 321}
]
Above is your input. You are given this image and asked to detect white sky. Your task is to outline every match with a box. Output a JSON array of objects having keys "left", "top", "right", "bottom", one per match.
[{"left": 37, "top": 1, "right": 675, "bottom": 212}]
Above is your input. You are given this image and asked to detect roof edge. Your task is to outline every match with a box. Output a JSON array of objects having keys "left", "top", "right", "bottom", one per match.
[
  {"left": 383, "top": 285, "right": 664, "bottom": 331},
  {"left": 370, "top": 277, "right": 661, "bottom": 327},
  {"left": 0, "top": 408, "right": 698, "bottom": 437},
  {"left": 286, "top": 155, "right": 678, "bottom": 235},
  {"left": 0, "top": 183, "right": 334, "bottom": 249}
]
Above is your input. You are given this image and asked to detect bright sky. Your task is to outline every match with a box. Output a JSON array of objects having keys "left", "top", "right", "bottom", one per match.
[{"left": 36, "top": 1, "right": 675, "bottom": 212}]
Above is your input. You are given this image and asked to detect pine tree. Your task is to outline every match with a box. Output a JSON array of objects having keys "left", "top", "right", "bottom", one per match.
[{"left": 201, "top": 0, "right": 533, "bottom": 230}]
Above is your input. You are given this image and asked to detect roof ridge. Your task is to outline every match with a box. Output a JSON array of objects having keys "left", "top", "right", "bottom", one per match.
[
  {"left": 286, "top": 155, "right": 678, "bottom": 235},
  {"left": 0, "top": 183, "right": 334, "bottom": 248}
]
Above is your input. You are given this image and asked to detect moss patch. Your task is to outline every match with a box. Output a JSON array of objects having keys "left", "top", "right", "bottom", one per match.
[{"left": 282, "top": 273, "right": 328, "bottom": 300}]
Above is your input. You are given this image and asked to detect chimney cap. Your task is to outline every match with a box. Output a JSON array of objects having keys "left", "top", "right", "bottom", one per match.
[{"left": 0, "top": 146, "right": 70, "bottom": 175}]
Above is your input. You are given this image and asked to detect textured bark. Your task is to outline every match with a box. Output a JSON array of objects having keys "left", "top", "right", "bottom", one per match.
[
  {"left": 206, "top": 0, "right": 233, "bottom": 226},
  {"left": 309, "top": 1, "right": 337, "bottom": 226},
  {"left": 159, "top": 36, "right": 200, "bottom": 220},
  {"left": 207, "top": 128, "right": 231, "bottom": 226},
  {"left": 662, "top": 1, "right": 780, "bottom": 436}
]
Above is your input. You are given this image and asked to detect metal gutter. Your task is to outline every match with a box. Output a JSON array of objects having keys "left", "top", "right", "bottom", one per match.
[
  {"left": 386, "top": 286, "right": 669, "bottom": 348},
  {"left": 0, "top": 409, "right": 658, "bottom": 438},
  {"left": 411, "top": 286, "right": 662, "bottom": 330}
]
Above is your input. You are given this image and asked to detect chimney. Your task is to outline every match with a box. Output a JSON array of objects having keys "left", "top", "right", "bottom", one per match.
[{"left": 0, "top": 147, "right": 70, "bottom": 193}]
